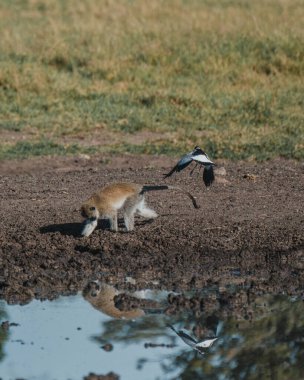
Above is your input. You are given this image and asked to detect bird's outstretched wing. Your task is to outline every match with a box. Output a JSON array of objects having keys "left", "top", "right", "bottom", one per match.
[
  {"left": 194, "top": 337, "right": 218, "bottom": 355},
  {"left": 192, "top": 147, "right": 215, "bottom": 186},
  {"left": 192, "top": 149, "right": 214, "bottom": 166},
  {"left": 195, "top": 337, "right": 218, "bottom": 349},
  {"left": 167, "top": 324, "right": 197, "bottom": 348},
  {"left": 203, "top": 165, "right": 215, "bottom": 187},
  {"left": 163, "top": 147, "right": 201, "bottom": 178},
  {"left": 163, "top": 146, "right": 215, "bottom": 188},
  {"left": 163, "top": 156, "right": 193, "bottom": 178},
  {"left": 168, "top": 325, "right": 219, "bottom": 357}
]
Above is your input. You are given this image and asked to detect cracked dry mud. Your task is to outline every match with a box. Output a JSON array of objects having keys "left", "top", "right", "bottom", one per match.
[{"left": 0, "top": 155, "right": 303, "bottom": 304}]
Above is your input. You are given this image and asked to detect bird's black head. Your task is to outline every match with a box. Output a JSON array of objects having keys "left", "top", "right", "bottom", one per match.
[{"left": 193, "top": 146, "right": 206, "bottom": 155}]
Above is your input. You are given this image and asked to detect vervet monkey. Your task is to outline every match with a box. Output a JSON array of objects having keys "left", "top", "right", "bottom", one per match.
[{"left": 80, "top": 182, "right": 199, "bottom": 236}]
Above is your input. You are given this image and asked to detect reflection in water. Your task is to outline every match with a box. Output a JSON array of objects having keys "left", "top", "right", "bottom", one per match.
[
  {"left": 82, "top": 281, "right": 168, "bottom": 320},
  {"left": 162, "top": 295, "right": 304, "bottom": 380},
  {"left": 0, "top": 308, "right": 9, "bottom": 361},
  {"left": 0, "top": 282, "right": 303, "bottom": 380},
  {"left": 82, "top": 282, "right": 304, "bottom": 380},
  {"left": 168, "top": 323, "right": 220, "bottom": 356},
  {"left": 83, "top": 281, "right": 145, "bottom": 320}
]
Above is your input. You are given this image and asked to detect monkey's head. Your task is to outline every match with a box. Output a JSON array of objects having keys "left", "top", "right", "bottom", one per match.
[
  {"left": 80, "top": 202, "right": 99, "bottom": 220},
  {"left": 83, "top": 281, "right": 101, "bottom": 298}
]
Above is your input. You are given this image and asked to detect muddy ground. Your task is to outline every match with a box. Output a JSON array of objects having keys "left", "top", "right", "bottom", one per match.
[{"left": 0, "top": 154, "right": 303, "bottom": 305}]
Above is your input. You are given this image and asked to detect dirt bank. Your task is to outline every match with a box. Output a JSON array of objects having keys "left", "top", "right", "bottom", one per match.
[{"left": 0, "top": 155, "right": 303, "bottom": 303}]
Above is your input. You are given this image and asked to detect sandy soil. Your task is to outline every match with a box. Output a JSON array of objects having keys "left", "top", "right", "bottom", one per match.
[{"left": 0, "top": 154, "right": 303, "bottom": 304}]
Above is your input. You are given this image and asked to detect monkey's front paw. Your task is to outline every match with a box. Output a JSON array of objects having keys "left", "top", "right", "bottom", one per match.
[{"left": 81, "top": 219, "right": 97, "bottom": 236}]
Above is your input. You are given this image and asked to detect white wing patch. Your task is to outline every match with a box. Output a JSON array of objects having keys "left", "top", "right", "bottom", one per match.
[
  {"left": 193, "top": 154, "right": 214, "bottom": 165},
  {"left": 196, "top": 337, "right": 218, "bottom": 348}
]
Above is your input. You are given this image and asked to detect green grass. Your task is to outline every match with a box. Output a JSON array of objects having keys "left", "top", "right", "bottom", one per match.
[
  {"left": 0, "top": 0, "right": 303, "bottom": 160},
  {"left": 0, "top": 140, "right": 97, "bottom": 160}
]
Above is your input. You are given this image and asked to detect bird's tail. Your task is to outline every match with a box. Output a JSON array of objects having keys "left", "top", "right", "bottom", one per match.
[
  {"left": 203, "top": 165, "right": 215, "bottom": 187},
  {"left": 141, "top": 185, "right": 200, "bottom": 209}
]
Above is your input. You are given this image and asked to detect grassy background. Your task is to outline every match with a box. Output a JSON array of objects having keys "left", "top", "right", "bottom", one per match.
[{"left": 0, "top": 0, "right": 303, "bottom": 161}]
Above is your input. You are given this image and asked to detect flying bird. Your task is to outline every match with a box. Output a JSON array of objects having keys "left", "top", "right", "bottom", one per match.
[
  {"left": 168, "top": 324, "right": 218, "bottom": 356},
  {"left": 164, "top": 146, "right": 215, "bottom": 187}
]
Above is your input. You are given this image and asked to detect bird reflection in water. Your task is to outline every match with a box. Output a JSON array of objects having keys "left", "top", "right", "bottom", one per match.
[{"left": 168, "top": 320, "right": 223, "bottom": 356}]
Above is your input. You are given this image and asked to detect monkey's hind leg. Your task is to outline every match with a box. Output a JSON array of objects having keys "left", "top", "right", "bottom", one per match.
[
  {"left": 123, "top": 197, "right": 138, "bottom": 231},
  {"left": 136, "top": 196, "right": 158, "bottom": 219}
]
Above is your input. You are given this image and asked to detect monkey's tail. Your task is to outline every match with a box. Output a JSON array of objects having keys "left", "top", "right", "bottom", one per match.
[{"left": 141, "top": 185, "right": 200, "bottom": 209}]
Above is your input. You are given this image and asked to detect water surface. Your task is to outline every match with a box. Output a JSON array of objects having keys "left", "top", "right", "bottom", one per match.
[{"left": 0, "top": 284, "right": 304, "bottom": 380}]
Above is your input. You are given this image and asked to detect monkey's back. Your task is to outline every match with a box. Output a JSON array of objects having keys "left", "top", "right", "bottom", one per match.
[
  {"left": 89, "top": 182, "right": 141, "bottom": 210},
  {"left": 100, "top": 182, "right": 141, "bottom": 198}
]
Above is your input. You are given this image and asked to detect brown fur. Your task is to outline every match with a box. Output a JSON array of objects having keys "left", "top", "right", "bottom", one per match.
[
  {"left": 81, "top": 183, "right": 141, "bottom": 215},
  {"left": 80, "top": 182, "right": 158, "bottom": 234},
  {"left": 83, "top": 281, "right": 145, "bottom": 320},
  {"left": 80, "top": 181, "right": 198, "bottom": 235}
]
